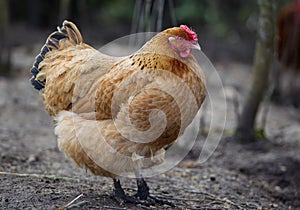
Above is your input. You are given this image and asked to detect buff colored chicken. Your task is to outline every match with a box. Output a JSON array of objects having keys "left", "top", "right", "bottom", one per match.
[{"left": 30, "top": 20, "right": 206, "bottom": 206}]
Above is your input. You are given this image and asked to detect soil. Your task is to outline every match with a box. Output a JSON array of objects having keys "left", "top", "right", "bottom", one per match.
[{"left": 0, "top": 49, "right": 300, "bottom": 209}]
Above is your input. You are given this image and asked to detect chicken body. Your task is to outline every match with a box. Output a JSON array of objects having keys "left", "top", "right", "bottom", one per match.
[{"left": 30, "top": 21, "right": 206, "bottom": 204}]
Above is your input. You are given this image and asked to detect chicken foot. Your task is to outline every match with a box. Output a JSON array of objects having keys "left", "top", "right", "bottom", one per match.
[
  {"left": 113, "top": 178, "right": 139, "bottom": 204},
  {"left": 113, "top": 178, "right": 175, "bottom": 207},
  {"left": 136, "top": 177, "right": 175, "bottom": 207}
]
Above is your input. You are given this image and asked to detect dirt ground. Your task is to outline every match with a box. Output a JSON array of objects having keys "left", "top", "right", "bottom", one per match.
[{"left": 0, "top": 48, "right": 300, "bottom": 210}]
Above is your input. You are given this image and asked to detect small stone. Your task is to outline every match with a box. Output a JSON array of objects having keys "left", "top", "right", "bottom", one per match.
[
  {"left": 210, "top": 174, "right": 216, "bottom": 181},
  {"left": 202, "top": 175, "right": 208, "bottom": 180},
  {"left": 270, "top": 203, "right": 278, "bottom": 208},
  {"left": 279, "top": 165, "right": 287, "bottom": 172},
  {"left": 275, "top": 186, "right": 281, "bottom": 192},
  {"left": 27, "top": 154, "right": 37, "bottom": 163}
]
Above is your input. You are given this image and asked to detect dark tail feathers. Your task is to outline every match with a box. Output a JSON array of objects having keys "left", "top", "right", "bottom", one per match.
[{"left": 30, "top": 20, "right": 83, "bottom": 91}]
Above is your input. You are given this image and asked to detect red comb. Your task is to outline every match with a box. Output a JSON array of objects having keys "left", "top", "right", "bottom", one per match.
[{"left": 180, "top": 25, "right": 198, "bottom": 42}]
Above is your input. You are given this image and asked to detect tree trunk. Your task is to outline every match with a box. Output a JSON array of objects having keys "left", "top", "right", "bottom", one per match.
[
  {"left": 0, "top": 0, "right": 11, "bottom": 75},
  {"left": 235, "top": 0, "right": 275, "bottom": 142}
]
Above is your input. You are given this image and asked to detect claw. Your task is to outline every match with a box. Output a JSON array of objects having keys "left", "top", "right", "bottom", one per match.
[{"left": 147, "top": 195, "right": 175, "bottom": 207}]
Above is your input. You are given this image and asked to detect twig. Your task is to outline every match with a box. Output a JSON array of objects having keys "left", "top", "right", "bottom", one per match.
[
  {"left": 186, "top": 189, "right": 217, "bottom": 199},
  {"left": 65, "top": 200, "right": 89, "bottom": 209},
  {"left": 151, "top": 193, "right": 202, "bottom": 203},
  {"left": 103, "top": 206, "right": 127, "bottom": 210},
  {"left": 202, "top": 200, "right": 226, "bottom": 208},
  {"left": 203, "top": 197, "right": 244, "bottom": 210},
  {"left": 159, "top": 196, "right": 202, "bottom": 203},
  {"left": 0, "top": 171, "right": 79, "bottom": 181},
  {"left": 221, "top": 197, "right": 243, "bottom": 210},
  {"left": 57, "top": 194, "right": 83, "bottom": 210}
]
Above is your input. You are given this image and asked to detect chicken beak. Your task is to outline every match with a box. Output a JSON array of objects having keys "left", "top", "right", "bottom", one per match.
[{"left": 191, "top": 42, "right": 201, "bottom": 51}]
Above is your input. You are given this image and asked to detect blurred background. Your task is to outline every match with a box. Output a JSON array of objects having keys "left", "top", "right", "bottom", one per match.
[{"left": 0, "top": 0, "right": 290, "bottom": 72}]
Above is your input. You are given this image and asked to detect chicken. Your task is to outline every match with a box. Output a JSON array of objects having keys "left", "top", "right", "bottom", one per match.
[
  {"left": 30, "top": 20, "right": 206, "bottom": 205},
  {"left": 275, "top": 2, "right": 300, "bottom": 107},
  {"left": 278, "top": 1, "right": 300, "bottom": 69}
]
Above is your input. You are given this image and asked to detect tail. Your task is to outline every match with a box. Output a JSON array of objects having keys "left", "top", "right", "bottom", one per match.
[{"left": 30, "top": 20, "right": 83, "bottom": 91}]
